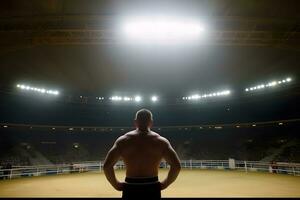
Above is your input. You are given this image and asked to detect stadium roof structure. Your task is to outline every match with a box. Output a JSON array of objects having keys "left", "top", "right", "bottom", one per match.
[{"left": 0, "top": 0, "right": 299, "bottom": 97}]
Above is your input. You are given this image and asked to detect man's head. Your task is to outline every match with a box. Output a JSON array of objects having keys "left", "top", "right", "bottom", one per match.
[{"left": 134, "top": 109, "right": 153, "bottom": 130}]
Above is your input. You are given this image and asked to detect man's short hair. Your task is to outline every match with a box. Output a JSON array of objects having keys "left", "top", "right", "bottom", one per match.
[{"left": 135, "top": 109, "right": 153, "bottom": 124}]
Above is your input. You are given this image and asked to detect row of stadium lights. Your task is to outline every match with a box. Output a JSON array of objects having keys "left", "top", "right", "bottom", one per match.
[
  {"left": 93, "top": 77, "right": 292, "bottom": 102},
  {"left": 245, "top": 78, "right": 292, "bottom": 92},
  {"left": 15, "top": 77, "right": 292, "bottom": 101},
  {"left": 2, "top": 122, "right": 285, "bottom": 130},
  {"left": 182, "top": 90, "right": 231, "bottom": 101},
  {"left": 16, "top": 84, "right": 59, "bottom": 95},
  {"left": 109, "top": 95, "right": 158, "bottom": 102}
]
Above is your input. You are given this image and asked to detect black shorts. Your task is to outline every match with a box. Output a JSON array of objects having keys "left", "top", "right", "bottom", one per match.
[{"left": 122, "top": 176, "right": 161, "bottom": 200}]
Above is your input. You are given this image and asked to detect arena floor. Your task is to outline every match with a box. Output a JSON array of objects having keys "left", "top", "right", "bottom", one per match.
[{"left": 0, "top": 169, "right": 300, "bottom": 197}]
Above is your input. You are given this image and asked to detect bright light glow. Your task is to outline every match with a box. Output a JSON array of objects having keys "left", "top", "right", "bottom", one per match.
[
  {"left": 109, "top": 95, "right": 145, "bottom": 103},
  {"left": 16, "top": 84, "right": 59, "bottom": 96},
  {"left": 110, "top": 96, "right": 123, "bottom": 101},
  {"left": 134, "top": 96, "right": 142, "bottom": 102},
  {"left": 252, "top": 124, "right": 256, "bottom": 127},
  {"left": 123, "top": 97, "right": 132, "bottom": 101},
  {"left": 183, "top": 90, "right": 231, "bottom": 101},
  {"left": 245, "top": 77, "right": 292, "bottom": 92},
  {"left": 110, "top": 96, "right": 136, "bottom": 102},
  {"left": 278, "top": 122, "right": 283, "bottom": 125},
  {"left": 3, "top": 125, "right": 8, "bottom": 128},
  {"left": 123, "top": 16, "right": 205, "bottom": 42},
  {"left": 151, "top": 96, "right": 158, "bottom": 102}
]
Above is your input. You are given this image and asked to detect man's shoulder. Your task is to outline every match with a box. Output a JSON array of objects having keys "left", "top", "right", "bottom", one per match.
[
  {"left": 116, "top": 130, "right": 170, "bottom": 145},
  {"left": 116, "top": 130, "right": 135, "bottom": 142},
  {"left": 123, "top": 130, "right": 137, "bottom": 137},
  {"left": 151, "top": 131, "right": 170, "bottom": 145}
]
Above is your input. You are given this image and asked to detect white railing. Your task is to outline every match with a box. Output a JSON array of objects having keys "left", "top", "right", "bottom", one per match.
[{"left": 0, "top": 159, "right": 299, "bottom": 180}]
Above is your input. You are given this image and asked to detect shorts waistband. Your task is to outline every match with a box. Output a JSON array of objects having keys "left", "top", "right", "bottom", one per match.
[{"left": 125, "top": 176, "right": 158, "bottom": 183}]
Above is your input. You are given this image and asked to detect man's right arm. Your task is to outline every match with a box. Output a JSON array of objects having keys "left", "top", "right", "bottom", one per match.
[
  {"left": 160, "top": 138, "right": 181, "bottom": 190},
  {"left": 103, "top": 137, "right": 124, "bottom": 191}
]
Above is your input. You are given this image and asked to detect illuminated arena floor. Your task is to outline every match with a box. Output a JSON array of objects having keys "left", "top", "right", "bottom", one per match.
[{"left": 0, "top": 169, "right": 300, "bottom": 197}]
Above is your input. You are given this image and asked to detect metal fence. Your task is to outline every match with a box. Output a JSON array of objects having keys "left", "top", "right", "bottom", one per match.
[{"left": 0, "top": 159, "right": 299, "bottom": 180}]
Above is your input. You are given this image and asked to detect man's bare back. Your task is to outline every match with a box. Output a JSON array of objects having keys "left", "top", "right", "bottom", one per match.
[{"left": 117, "top": 130, "right": 170, "bottom": 177}]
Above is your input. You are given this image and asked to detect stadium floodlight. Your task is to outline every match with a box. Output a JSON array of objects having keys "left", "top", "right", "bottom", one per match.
[
  {"left": 16, "top": 84, "right": 59, "bottom": 96},
  {"left": 110, "top": 96, "right": 135, "bottom": 102},
  {"left": 111, "top": 96, "right": 123, "bottom": 101},
  {"left": 53, "top": 91, "right": 59, "bottom": 95},
  {"left": 185, "top": 90, "right": 231, "bottom": 101},
  {"left": 151, "top": 96, "right": 158, "bottom": 102},
  {"left": 270, "top": 81, "right": 277, "bottom": 87},
  {"left": 134, "top": 96, "right": 142, "bottom": 102},
  {"left": 123, "top": 97, "right": 131, "bottom": 101},
  {"left": 122, "top": 16, "right": 205, "bottom": 42},
  {"left": 245, "top": 77, "right": 292, "bottom": 92}
]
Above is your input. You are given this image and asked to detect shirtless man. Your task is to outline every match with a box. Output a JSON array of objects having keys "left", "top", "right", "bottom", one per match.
[{"left": 103, "top": 109, "right": 181, "bottom": 199}]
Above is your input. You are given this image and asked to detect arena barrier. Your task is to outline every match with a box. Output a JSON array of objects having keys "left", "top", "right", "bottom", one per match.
[{"left": 0, "top": 159, "right": 299, "bottom": 180}]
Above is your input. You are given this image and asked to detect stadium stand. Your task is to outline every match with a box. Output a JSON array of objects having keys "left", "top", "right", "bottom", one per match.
[{"left": 1, "top": 123, "right": 299, "bottom": 166}]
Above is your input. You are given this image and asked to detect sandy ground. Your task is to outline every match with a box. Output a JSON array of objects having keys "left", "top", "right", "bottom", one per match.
[{"left": 0, "top": 169, "right": 300, "bottom": 197}]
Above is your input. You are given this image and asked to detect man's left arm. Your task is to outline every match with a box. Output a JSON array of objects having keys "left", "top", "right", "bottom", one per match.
[{"left": 103, "top": 138, "right": 124, "bottom": 191}]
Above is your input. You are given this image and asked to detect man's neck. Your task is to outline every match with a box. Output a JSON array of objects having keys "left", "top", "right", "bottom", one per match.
[{"left": 137, "top": 128, "right": 150, "bottom": 134}]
